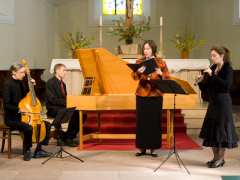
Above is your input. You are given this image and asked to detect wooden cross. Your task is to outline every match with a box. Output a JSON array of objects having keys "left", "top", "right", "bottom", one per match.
[{"left": 125, "top": 0, "right": 133, "bottom": 29}]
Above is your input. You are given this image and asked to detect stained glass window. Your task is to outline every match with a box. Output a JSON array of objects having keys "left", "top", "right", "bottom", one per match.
[{"left": 102, "top": 0, "right": 142, "bottom": 15}]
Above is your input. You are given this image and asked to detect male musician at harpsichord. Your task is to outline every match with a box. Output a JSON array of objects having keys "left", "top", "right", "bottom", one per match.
[{"left": 45, "top": 63, "right": 86, "bottom": 147}]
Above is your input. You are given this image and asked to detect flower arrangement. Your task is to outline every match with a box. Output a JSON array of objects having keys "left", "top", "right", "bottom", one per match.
[
  {"left": 171, "top": 31, "right": 205, "bottom": 58},
  {"left": 62, "top": 32, "right": 93, "bottom": 57},
  {"left": 108, "top": 16, "right": 151, "bottom": 44}
]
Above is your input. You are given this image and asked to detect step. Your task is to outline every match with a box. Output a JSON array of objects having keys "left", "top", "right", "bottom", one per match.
[
  {"left": 85, "top": 121, "right": 186, "bottom": 128},
  {"left": 86, "top": 110, "right": 183, "bottom": 118},
  {"left": 84, "top": 127, "right": 186, "bottom": 134},
  {"left": 181, "top": 107, "right": 207, "bottom": 129},
  {"left": 86, "top": 117, "right": 185, "bottom": 124},
  {"left": 85, "top": 110, "right": 186, "bottom": 134},
  {"left": 181, "top": 109, "right": 207, "bottom": 118},
  {"left": 84, "top": 122, "right": 187, "bottom": 134}
]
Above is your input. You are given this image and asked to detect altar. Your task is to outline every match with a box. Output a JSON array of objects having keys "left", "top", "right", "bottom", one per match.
[{"left": 165, "top": 59, "right": 210, "bottom": 101}]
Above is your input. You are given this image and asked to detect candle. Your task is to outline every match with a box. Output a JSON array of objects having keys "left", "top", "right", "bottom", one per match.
[
  {"left": 99, "top": 15, "right": 102, "bottom": 26},
  {"left": 99, "top": 15, "right": 103, "bottom": 47},
  {"left": 160, "top": 16, "right": 163, "bottom": 26},
  {"left": 159, "top": 16, "right": 163, "bottom": 57}
]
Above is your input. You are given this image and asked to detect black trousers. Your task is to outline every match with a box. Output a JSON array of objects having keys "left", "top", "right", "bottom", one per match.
[
  {"left": 48, "top": 108, "right": 82, "bottom": 140},
  {"left": 5, "top": 121, "right": 32, "bottom": 151},
  {"left": 136, "top": 96, "right": 163, "bottom": 149},
  {"left": 5, "top": 120, "right": 51, "bottom": 152},
  {"left": 64, "top": 110, "right": 80, "bottom": 139}
]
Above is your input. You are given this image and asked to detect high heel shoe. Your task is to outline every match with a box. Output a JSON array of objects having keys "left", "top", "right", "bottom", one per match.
[
  {"left": 208, "top": 159, "right": 225, "bottom": 168},
  {"left": 206, "top": 159, "right": 216, "bottom": 166},
  {"left": 135, "top": 149, "right": 146, "bottom": 156}
]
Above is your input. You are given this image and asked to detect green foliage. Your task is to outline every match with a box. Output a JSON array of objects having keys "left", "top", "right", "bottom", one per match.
[
  {"left": 62, "top": 32, "right": 93, "bottom": 51},
  {"left": 108, "top": 17, "right": 151, "bottom": 44},
  {"left": 171, "top": 31, "right": 205, "bottom": 52}
]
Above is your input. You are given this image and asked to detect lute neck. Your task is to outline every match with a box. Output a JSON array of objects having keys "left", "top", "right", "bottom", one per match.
[{"left": 27, "top": 73, "right": 37, "bottom": 106}]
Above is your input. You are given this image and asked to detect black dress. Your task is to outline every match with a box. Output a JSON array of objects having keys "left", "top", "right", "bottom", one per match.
[
  {"left": 136, "top": 96, "right": 163, "bottom": 149},
  {"left": 198, "top": 63, "right": 238, "bottom": 148}
]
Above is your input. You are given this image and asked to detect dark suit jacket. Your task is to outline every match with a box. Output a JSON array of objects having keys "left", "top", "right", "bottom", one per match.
[{"left": 45, "top": 76, "right": 67, "bottom": 117}]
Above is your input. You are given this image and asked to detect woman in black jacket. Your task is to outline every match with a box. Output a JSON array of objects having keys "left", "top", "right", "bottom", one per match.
[{"left": 197, "top": 46, "right": 238, "bottom": 168}]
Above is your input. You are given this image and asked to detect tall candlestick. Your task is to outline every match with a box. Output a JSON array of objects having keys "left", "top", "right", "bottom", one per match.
[
  {"left": 159, "top": 16, "right": 164, "bottom": 58},
  {"left": 99, "top": 15, "right": 103, "bottom": 47},
  {"left": 160, "top": 16, "right": 163, "bottom": 26},
  {"left": 99, "top": 15, "right": 102, "bottom": 26}
]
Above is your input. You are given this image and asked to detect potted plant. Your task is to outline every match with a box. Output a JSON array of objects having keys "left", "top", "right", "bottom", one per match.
[
  {"left": 171, "top": 31, "right": 205, "bottom": 59},
  {"left": 109, "top": 17, "right": 150, "bottom": 44},
  {"left": 108, "top": 17, "right": 151, "bottom": 54},
  {"left": 62, "top": 32, "right": 93, "bottom": 58}
]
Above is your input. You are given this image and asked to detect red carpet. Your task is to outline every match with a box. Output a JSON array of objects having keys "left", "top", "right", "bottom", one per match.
[
  {"left": 83, "top": 133, "right": 201, "bottom": 151},
  {"left": 84, "top": 110, "right": 186, "bottom": 134}
]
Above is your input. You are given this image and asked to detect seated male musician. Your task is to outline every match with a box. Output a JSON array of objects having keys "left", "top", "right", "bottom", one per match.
[
  {"left": 46, "top": 63, "right": 85, "bottom": 147},
  {"left": 3, "top": 63, "right": 51, "bottom": 161}
]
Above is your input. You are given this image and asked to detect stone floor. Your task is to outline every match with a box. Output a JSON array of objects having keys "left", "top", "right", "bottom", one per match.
[{"left": 0, "top": 134, "right": 240, "bottom": 180}]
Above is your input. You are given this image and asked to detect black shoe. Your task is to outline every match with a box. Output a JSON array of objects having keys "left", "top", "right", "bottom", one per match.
[
  {"left": 23, "top": 150, "right": 32, "bottom": 161},
  {"left": 64, "top": 139, "right": 78, "bottom": 147},
  {"left": 208, "top": 159, "right": 225, "bottom": 168},
  {"left": 150, "top": 149, "right": 158, "bottom": 157},
  {"left": 33, "top": 150, "right": 51, "bottom": 158},
  {"left": 135, "top": 152, "right": 147, "bottom": 156},
  {"left": 150, "top": 153, "right": 158, "bottom": 157},
  {"left": 206, "top": 159, "right": 216, "bottom": 166},
  {"left": 135, "top": 149, "right": 147, "bottom": 156}
]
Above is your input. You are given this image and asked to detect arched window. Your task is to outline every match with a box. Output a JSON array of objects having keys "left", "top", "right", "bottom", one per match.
[{"left": 102, "top": 0, "right": 142, "bottom": 15}]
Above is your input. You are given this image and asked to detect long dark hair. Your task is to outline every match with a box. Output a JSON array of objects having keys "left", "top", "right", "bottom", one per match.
[
  {"left": 210, "top": 46, "right": 231, "bottom": 64},
  {"left": 141, "top": 40, "right": 158, "bottom": 57}
]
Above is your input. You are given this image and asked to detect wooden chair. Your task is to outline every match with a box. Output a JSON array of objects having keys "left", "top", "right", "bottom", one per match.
[{"left": 0, "top": 101, "right": 11, "bottom": 158}]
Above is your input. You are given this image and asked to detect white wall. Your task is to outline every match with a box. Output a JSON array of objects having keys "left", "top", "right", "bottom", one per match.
[
  {"left": 154, "top": 0, "right": 192, "bottom": 58},
  {"left": 0, "top": 0, "right": 55, "bottom": 71},
  {"left": 191, "top": 0, "right": 240, "bottom": 69}
]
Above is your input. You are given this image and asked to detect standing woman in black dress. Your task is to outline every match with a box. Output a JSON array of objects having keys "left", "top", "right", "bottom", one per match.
[
  {"left": 197, "top": 46, "right": 238, "bottom": 168},
  {"left": 132, "top": 40, "right": 170, "bottom": 157}
]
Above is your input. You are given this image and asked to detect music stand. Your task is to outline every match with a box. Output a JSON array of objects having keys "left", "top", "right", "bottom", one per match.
[
  {"left": 153, "top": 79, "right": 196, "bottom": 175},
  {"left": 42, "top": 107, "right": 84, "bottom": 164}
]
